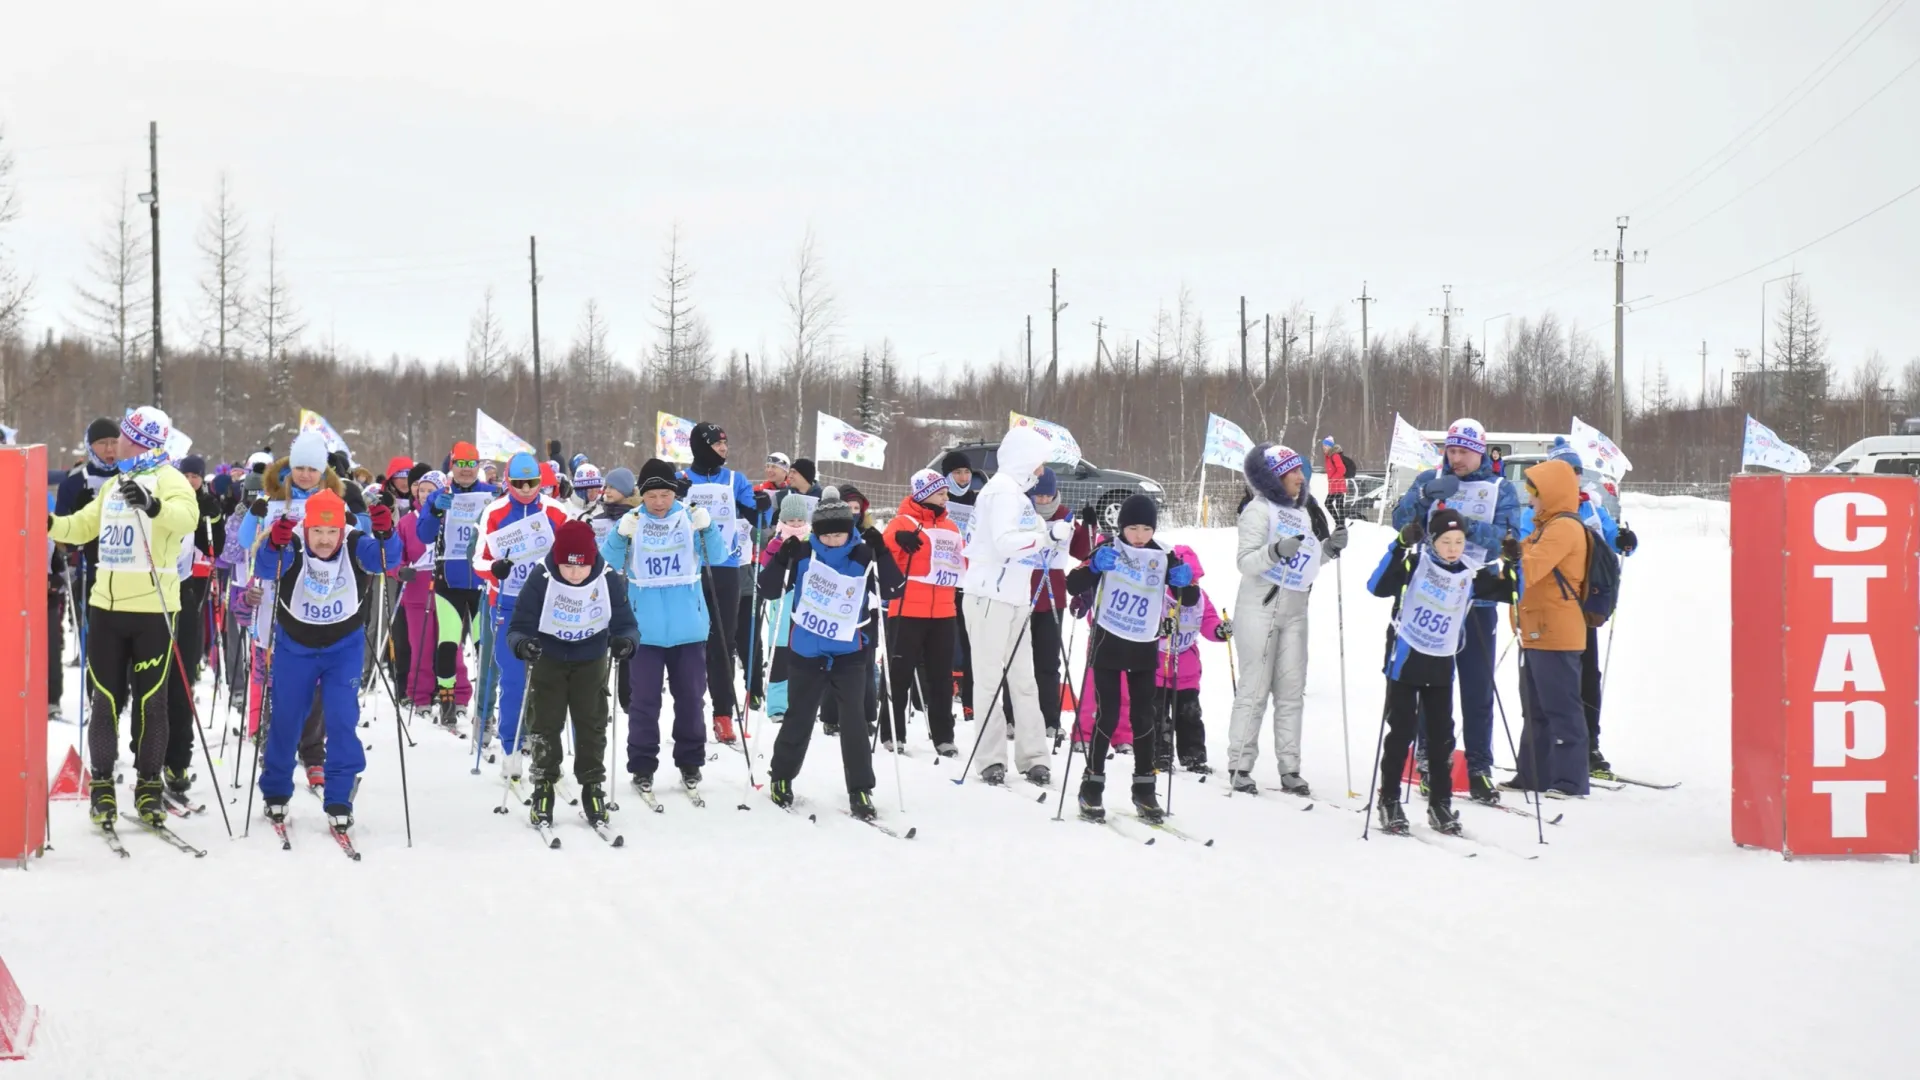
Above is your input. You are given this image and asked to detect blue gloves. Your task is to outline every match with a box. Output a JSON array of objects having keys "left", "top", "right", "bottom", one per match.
[
  {"left": 431, "top": 489, "right": 454, "bottom": 513},
  {"left": 1167, "top": 561, "right": 1193, "bottom": 588},
  {"left": 1423, "top": 473, "right": 1461, "bottom": 501},
  {"left": 1090, "top": 546, "right": 1118, "bottom": 573}
]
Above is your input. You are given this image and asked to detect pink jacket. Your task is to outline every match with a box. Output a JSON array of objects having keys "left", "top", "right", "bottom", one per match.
[
  {"left": 398, "top": 511, "right": 435, "bottom": 608},
  {"left": 1156, "top": 544, "right": 1225, "bottom": 691}
]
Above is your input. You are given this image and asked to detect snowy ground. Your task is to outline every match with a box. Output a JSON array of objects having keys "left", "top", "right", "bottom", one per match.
[{"left": 6, "top": 497, "right": 1919, "bottom": 1078}]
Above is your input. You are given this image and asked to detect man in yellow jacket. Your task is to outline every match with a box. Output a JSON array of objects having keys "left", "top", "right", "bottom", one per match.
[
  {"left": 1502, "top": 458, "right": 1592, "bottom": 797},
  {"left": 48, "top": 406, "right": 200, "bottom": 829}
]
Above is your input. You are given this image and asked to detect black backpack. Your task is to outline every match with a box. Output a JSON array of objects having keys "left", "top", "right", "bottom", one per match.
[{"left": 1551, "top": 512, "right": 1620, "bottom": 628}]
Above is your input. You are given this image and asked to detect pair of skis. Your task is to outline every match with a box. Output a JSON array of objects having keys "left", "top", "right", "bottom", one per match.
[
  {"left": 264, "top": 812, "right": 361, "bottom": 859},
  {"left": 98, "top": 818, "right": 208, "bottom": 858},
  {"left": 532, "top": 814, "right": 624, "bottom": 849},
  {"left": 770, "top": 791, "right": 916, "bottom": 839}
]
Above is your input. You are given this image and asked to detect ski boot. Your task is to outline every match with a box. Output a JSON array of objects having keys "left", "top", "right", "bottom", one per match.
[
  {"left": 1114, "top": 743, "right": 1133, "bottom": 756},
  {"left": 631, "top": 772, "right": 654, "bottom": 794},
  {"left": 1025, "top": 764, "right": 1051, "bottom": 787},
  {"left": 1071, "top": 740, "right": 1088, "bottom": 755},
  {"left": 1077, "top": 772, "right": 1106, "bottom": 822},
  {"left": 1589, "top": 747, "right": 1616, "bottom": 781},
  {"left": 164, "top": 766, "right": 194, "bottom": 796},
  {"left": 1131, "top": 778, "right": 1164, "bottom": 825},
  {"left": 1416, "top": 761, "right": 1430, "bottom": 799},
  {"left": 1228, "top": 770, "right": 1258, "bottom": 795},
  {"left": 849, "top": 790, "right": 877, "bottom": 822},
  {"left": 822, "top": 720, "right": 839, "bottom": 737},
  {"left": 679, "top": 766, "right": 702, "bottom": 787},
  {"left": 529, "top": 781, "right": 556, "bottom": 827},
  {"left": 1428, "top": 799, "right": 1463, "bottom": 836},
  {"left": 582, "top": 783, "right": 609, "bottom": 827},
  {"left": 435, "top": 686, "right": 458, "bottom": 730},
  {"left": 263, "top": 800, "right": 290, "bottom": 826},
  {"left": 879, "top": 736, "right": 895, "bottom": 752},
  {"left": 499, "top": 749, "right": 525, "bottom": 781},
  {"left": 134, "top": 773, "right": 166, "bottom": 827},
  {"left": 1469, "top": 772, "right": 1502, "bottom": 805},
  {"left": 935, "top": 743, "right": 958, "bottom": 758},
  {"left": 769, "top": 778, "right": 795, "bottom": 810},
  {"left": 1279, "top": 772, "right": 1311, "bottom": 797},
  {"left": 980, "top": 763, "right": 1007, "bottom": 786},
  {"left": 1180, "top": 755, "right": 1213, "bottom": 776},
  {"left": 325, "top": 803, "right": 354, "bottom": 831},
  {"left": 305, "top": 764, "right": 325, "bottom": 791},
  {"left": 712, "top": 714, "right": 737, "bottom": 745},
  {"left": 89, "top": 775, "right": 117, "bottom": 827},
  {"left": 1376, "top": 795, "right": 1410, "bottom": 835}
]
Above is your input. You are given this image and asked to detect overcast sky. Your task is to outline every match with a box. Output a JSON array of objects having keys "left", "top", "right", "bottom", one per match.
[{"left": 4, "top": 0, "right": 1917, "bottom": 412}]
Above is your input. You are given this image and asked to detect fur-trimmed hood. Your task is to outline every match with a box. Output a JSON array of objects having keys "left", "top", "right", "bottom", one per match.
[{"left": 263, "top": 456, "right": 346, "bottom": 501}]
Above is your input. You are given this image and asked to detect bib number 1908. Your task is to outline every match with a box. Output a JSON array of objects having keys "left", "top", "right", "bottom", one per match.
[{"left": 797, "top": 611, "right": 841, "bottom": 638}]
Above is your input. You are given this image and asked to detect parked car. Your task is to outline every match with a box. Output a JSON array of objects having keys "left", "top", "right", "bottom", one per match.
[
  {"left": 926, "top": 442, "right": 1163, "bottom": 529},
  {"left": 1503, "top": 454, "right": 1622, "bottom": 520},
  {"left": 1826, "top": 435, "right": 1920, "bottom": 476},
  {"left": 1341, "top": 471, "right": 1390, "bottom": 519}
]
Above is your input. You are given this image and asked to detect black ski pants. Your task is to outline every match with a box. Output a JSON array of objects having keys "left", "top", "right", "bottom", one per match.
[
  {"left": 1380, "top": 677, "right": 1455, "bottom": 806},
  {"left": 162, "top": 576, "right": 210, "bottom": 774},
  {"left": 886, "top": 615, "right": 955, "bottom": 745},
  {"left": 1089, "top": 665, "right": 1156, "bottom": 779},
  {"left": 1000, "top": 608, "right": 1062, "bottom": 734},
  {"left": 528, "top": 654, "right": 611, "bottom": 786},
  {"left": 86, "top": 607, "right": 171, "bottom": 778},
  {"left": 769, "top": 653, "right": 876, "bottom": 793},
  {"left": 702, "top": 565, "right": 742, "bottom": 718}
]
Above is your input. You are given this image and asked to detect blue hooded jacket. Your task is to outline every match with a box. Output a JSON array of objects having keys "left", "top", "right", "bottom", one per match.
[
  {"left": 1391, "top": 455, "right": 1517, "bottom": 609},
  {"left": 772, "top": 535, "right": 875, "bottom": 661},
  {"left": 677, "top": 465, "right": 758, "bottom": 568},
  {"left": 599, "top": 501, "right": 719, "bottom": 648}
]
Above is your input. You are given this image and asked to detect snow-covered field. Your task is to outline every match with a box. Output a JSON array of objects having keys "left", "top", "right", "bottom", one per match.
[{"left": 6, "top": 497, "right": 1919, "bottom": 1079}]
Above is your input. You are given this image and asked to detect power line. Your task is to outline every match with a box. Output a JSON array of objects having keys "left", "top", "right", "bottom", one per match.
[
  {"left": 1636, "top": 175, "right": 1920, "bottom": 311},
  {"left": 1633, "top": 0, "right": 1907, "bottom": 221}
]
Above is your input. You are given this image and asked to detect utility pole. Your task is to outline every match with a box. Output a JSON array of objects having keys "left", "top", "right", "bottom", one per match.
[
  {"left": 1596, "top": 216, "right": 1647, "bottom": 436},
  {"left": 1092, "top": 318, "right": 1105, "bottom": 376},
  {"left": 1430, "top": 285, "right": 1462, "bottom": 420},
  {"left": 529, "top": 235, "right": 544, "bottom": 453},
  {"left": 1239, "top": 296, "right": 1249, "bottom": 383},
  {"left": 1024, "top": 315, "right": 1033, "bottom": 412},
  {"left": 1047, "top": 269, "right": 1065, "bottom": 400},
  {"left": 1263, "top": 314, "right": 1271, "bottom": 384},
  {"left": 1354, "top": 282, "right": 1374, "bottom": 457},
  {"left": 1699, "top": 340, "right": 1708, "bottom": 406},
  {"left": 138, "top": 121, "right": 163, "bottom": 408}
]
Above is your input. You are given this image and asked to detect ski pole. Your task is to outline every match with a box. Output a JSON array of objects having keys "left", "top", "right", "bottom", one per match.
[
  {"left": 952, "top": 546, "right": 1054, "bottom": 786},
  {"left": 368, "top": 531, "right": 415, "bottom": 846},
  {"left": 1159, "top": 608, "right": 1177, "bottom": 816},
  {"left": 1053, "top": 573, "right": 1107, "bottom": 821},
  {"left": 1222, "top": 608, "right": 1237, "bottom": 696},
  {"left": 874, "top": 594, "right": 905, "bottom": 813},
  {"left": 1360, "top": 694, "right": 1391, "bottom": 841},
  {"left": 1335, "top": 552, "right": 1354, "bottom": 798}
]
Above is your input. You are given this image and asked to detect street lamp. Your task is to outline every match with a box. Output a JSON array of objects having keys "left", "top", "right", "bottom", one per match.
[{"left": 1759, "top": 272, "right": 1801, "bottom": 417}]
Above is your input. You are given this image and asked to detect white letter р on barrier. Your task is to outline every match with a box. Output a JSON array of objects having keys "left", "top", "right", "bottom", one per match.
[
  {"left": 1811, "top": 492, "right": 1887, "bottom": 553},
  {"left": 1812, "top": 780, "right": 1887, "bottom": 839},
  {"left": 1812, "top": 565, "right": 1886, "bottom": 622},
  {"left": 1812, "top": 701, "right": 1887, "bottom": 767}
]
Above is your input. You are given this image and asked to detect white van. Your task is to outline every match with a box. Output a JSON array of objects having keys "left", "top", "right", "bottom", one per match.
[{"left": 1824, "top": 436, "right": 1920, "bottom": 476}]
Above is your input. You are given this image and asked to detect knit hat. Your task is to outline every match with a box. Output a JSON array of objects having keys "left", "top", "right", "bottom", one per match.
[
  {"left": 939, "top": 450, "right": 972, "bottom": 477},
  {"left": 387, "top": 456, "right": 413, "bottom": 480},
  {"left": 86, "top": 417, "right": 119, "bottom": 446},
  {"left": 178, "top": 454, "right": 206, "bottom": 477},
  {"left": 638, "top": 458, "right": 678, "bottom": 494},
  {"left": 550, "top": 520, "right": 598, "bottom": 567},
  {"left": 1427, "top": 505, "right": 1466, "bottom": 540},
  {"left": 1117, "top": 493, "right": 1157, "bottom": 530},
  {"left": 691, "top": 422, "right": 727, "bottom": 472},
  {"left": 289, "top": 430, "right": 329, "bottom": 472},
  {"left": 1244, "top": 442, "right": 1307, "bottom": 504},
  {"left": 450, "top": 441, "right": 480, "bottom": 466},
  {"left": 120, "top": 406, "right": 171, "bottom": 452},
  {"left": 539, "top": 460, "right": 558, "bottom": 490},
  {"left": 1030, "top": 467, "right": 1057, "bottom": 500},
  {"left": 790, "top": 457, "right": 817, "bottom": 486},
  {"left": 766, "top": 451, "right": 792, "bottom": 469},
  {"left": 838, "top": 483, "right": 869, "bottom": 521},
  {"left": 327, "top": 450, "right": 354, "bottom": 479},
  {"left": 248, "top": 450, "right": 272, "bottom": 471},
  {"left": 570, "top": 452, "right": 589, "bottom": 475},
  {"left": 779, "top": 492, "right": 813, "bottom": 522},
  {"left": 573, "top": 463, "right": 604, "bottom": 490},
  {"left": 603, "top": 467, "right": 637, "bottom": 499},
  {"left": 811, "top": 487, "right": 855, "bottom": 536},
  {"left": 407, "top": 462, "right": 433, "bottom": 486},
  {"left": 909, "top": 468, "right": 947, "bottom": 503},
  {"left": 304, "top": 490, "right": 348, "bottom": 530},
  {"left": 1548, "top": 436, "right": 1584, "bottom": 474},
  {"left": 506, "top": 452, "right": 541, "bottom": 482},
  {"left": 1445, "top": 418, "right": 1487, "bottom": 455},
  {"left": 418, "top": 469, "right": 447, "bottom": 494},
  {"left": 1321, "top": 437, "right": 1336, "bottom": 449}
]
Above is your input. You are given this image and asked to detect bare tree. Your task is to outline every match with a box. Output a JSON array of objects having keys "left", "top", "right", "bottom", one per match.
[
  {"left": 781, "top": 226, "right": 838, "bottom": 450},
  {"left": 252, "top": 228, "right": 306, "bottom": 418},
  {"left": 196, "top": 172, "right": 248, "bottom": 453},
  {"left": 465, "top": 286, "right": 508, "bottom": 383},
  {"left": 1770, "top": 277, "right": 1829, "bottom": 452},
  {"left": 0, "top": 126, "right": 26, "bottom": 346},
  {"left": 73, "top": 177, "right": 152, "bottom": 407},
  {"left": 567, "top": 297, "right": 613, "bottom": 439},
  {"left": 647, "top": 223, "right": 713, "bottom": 391}
]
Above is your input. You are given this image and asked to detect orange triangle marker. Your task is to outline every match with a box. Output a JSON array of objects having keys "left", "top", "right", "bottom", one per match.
[{"left": 48, "top": 747, "right": 85, "bottom": 800}]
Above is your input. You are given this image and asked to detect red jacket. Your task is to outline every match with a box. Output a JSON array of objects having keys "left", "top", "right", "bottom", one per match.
[
  {"left": 1324, "top": 451, "right": 1350, "bottom": 495},
  {"left": 882, "top": 495, "right": 962, "bottom": 620}
]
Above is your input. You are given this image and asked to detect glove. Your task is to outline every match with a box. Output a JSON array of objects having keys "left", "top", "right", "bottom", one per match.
[
  {"left": 775, "top": 538, "right": 807, "bottom": 565},
  {"left": 617, "top": 511, "right": 639, "bottom": 539},
  {"left": 490, "top": 558, "right": 512, "bottom": 582},
  {"left": 513, "top": 638, "right": 542, "bottom": 662},
  {"left": 118, "top": 477, "right": 158, "bottom": 516},
  {"left": 1423, "top": 473, "right": 1461, "bottom": 501},
  {"left": 1215, "top": 616, "right": 1233, "bottom": 642},
  {"left": 368, "top": 504, "right": 394, "bottom": 536},
  {"left": 895, "top": 530, "right": 923, "bottom": 555},
  {"left": 1616, "top": 527, "right": 1638, "bottom": 556},
  {"left": 198, "top": 490, "right": 223, "bottom": 518},
  {"left": 1089, "top": 546, "right": 1118, "bottom": 573},
  {"left": 1167, "top": 560, "right": 1194, "bottom": 588},
  {"left": 397, "top": 566, "right": 417, "bottom": 584},
  {"left": 1269, "top": 535, "right": 1303, "bottom": 563},
  {"left": 1501, "top": 535, "right": 1522, "bottom": 561},
  {"left": 1068, "top": 591, "right": 1093, "bottom": 619},
  {"left": 754, "top": 489, "right": 772, "bottom": 513},
  {"left": 689, "top": 506, "right": 712, "bottom": 531},
  {"left": 1398, "top": 520, "right": 1423, "bottom": 546},
  {"left": 1046, "top": 519, "right": 1073, "bottom": 543},
  {"left": 244, "top": 581, "right": 263, "bottom": 608},
  {"left": 1322, "top": 526, "right": 1349, "bottom": 555},
  {"left": 250, "top": 497, "right": 269, "bottom": 518},
  {"left": 268, "top": 516, "right": 297, "bottom": 549},
  {"left": 1078, "top": 504, "right": 1098, "bottom": 525},
  {"left": 611, "top": 636, "right": 636, "bottom": 662},
  {"left": 431, "top": 489, "right": 453, "bottom": 514}
]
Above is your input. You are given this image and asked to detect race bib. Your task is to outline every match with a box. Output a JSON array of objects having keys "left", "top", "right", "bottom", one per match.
[
  {"left": 945, "top": 500, "right": 975, "bottom": 539},
  {"left": 444, "top": 492, "right": 491, "bottom": 562},
  {"left": 1095, "top": 546, "right": 1167, "bottom": 643},
  {"left": 909, "top": 528, "right": 965, "bottom": 588},
  {"left": 1259, "top": 503, "right": 1322, "bottom": 592},
  {"left": 688, "top": 479, "right": 741, "bottom": 560},
  {"left": 288, "top": 547, "right": 360, "bottom": 626},
  {"left": 486, "top": 512, "right": 555, "bottom": 599},
  {"left": 589, "top": 514, "right": 615, "bottom": 546},
  {"left": 791, "top": 558, "right": 866, "bottom": 643},
  {"left": 1161, "top": 597, "right": 1203, "bottom": 658},
  {"left": 628, "top": 510, "right": 699, "bottom": 588},
  {"left": 176, "top": 534, "right": 196, "bottom": 581},
  {"left": 252, "top": 583, "right": 277, "bottom": 647},
  {"left": 1447, "top": 478, "right": 1502, "bottom": 566},
  {"left": 1395, "top": 554, "right": 1475, "bottom": 656},
  {"left": 96, "top": 484, "right": 151, "bottom": 573},
  {"left": 537, "top": 573, "right": 614, "bottom": 641}
]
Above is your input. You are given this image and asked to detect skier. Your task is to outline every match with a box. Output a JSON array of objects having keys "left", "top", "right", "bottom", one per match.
[
  {"left": 1365, "top": 506, "right": 1512, "bottom": 835},
  {"left": 677, "top": 422, "right": 770, "bottom": 746},
  {"left": 758, "top": 494, "right": 815, "bottom": 725},
  {"left": 507, "top": 519, "right": 638, "bottom": 833},
  {"left": 788, "top": 457, "right": 822, "bottom": 497},
  {"left": 599, "top": 459, "right": 718, "bottom": 797},
  {"left": 160, "top": 454, "right": 225, "bottom": 807},
  {"left": 585, "top": 467, "right": 637, "bottom": 546},
  {"left": 821, "top": 485, "right": 903, "bottom": 740},
  {"left": 1154, "top": 543, "right": 1228, "bottom": 773},
  {"left": 1001, "top": 466, "right": 1088, "bottom": 744},
  {"left": 880, "top": 468, "right": 965, "bottom": 755},
  {"left": 252, "top": 489, "right": 401, "bottom": 836},
  {"left": 52, "top": 417, "right": 122, "bottom": 613},
  {"left": 1063, "top": 494, "right": 1198, "bottom": 822},
  {"left": 957, "top": 427, "right": 1073, "bottom": 786},
  {"left": 568, "top": 463, "right": 604, "bottom": 517},
  {"left": 1388, "top": 418, "right": 1517, "bottom": 804},
  {"left": 474, "top": 451, "right": 574, "bottom": 777},
  {"left": 414, "top": 441, "right": 499, "bottom": 730},
  {"left": 760, "top": 491, "right": 884, "bottom": 819},
  {"left": 48, "top": 407, "right": 199, "bottom": 829},
  {"left": 1225, "top": 443, "right": 1349, "bottom": 796},
  {"left": 1502, "top": 459, "right": 1592, "bottom": 797},
  {"left": 398, "top": 470, "right": 458, "bottom": 713},
  {"left": 940, "top": 449, "right": 982, "bottom": 721}
]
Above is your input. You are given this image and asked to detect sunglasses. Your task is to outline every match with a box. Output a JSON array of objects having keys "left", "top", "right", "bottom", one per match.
[
  {"left": 451, "top": 458, "right": 478, "bottom": 469},
  {"left": 509, "top": 478, "right": 542, "bottom": 491}
]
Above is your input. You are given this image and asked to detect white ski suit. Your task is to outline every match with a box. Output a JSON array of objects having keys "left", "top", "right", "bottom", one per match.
[{"left": 1226, "top": 493, "right": 1335, "bottom": 776}]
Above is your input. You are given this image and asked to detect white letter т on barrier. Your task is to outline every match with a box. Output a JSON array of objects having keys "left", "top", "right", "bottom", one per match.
[
  {"left": 1812, "top": 492, "right": 1887, "bottom": 553},
  {"left": 1811, "top": 780, "right": 1886, "bottom": 839},
  {"left": 1812, "top": 701, "right": 1887, "bottom": 767},
  {"left": 1812, "top": 565, "right": 1887, "bottom": 623}
]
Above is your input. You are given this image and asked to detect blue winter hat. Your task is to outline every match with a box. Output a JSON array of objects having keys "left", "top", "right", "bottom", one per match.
[
  {"left": 1321, "top": 437, "right": 1336, "bottom": 448},
  {"left": 1031, "top": 467, "right": 1057, "bottom": 500},
  {"left": 1548, "top": 436, "right": 1584, "bottom": 474},
  {"left": 506, "top": 452, "right": 541, "bottom": 481}
]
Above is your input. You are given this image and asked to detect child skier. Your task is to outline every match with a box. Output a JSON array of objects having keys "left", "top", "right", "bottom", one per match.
[
  {"left": 252, "top": 490, "right": 402, "bottom": 839},
  {"left": 507, "top": 520, "right": 639, "bottom": 835},
  {"left": 1063, "top": 494, "right": 1198, "bottom": 824},
  {"left": 760, "top": 492, "right": 884, "bottom": 819},
  {"left": 1224, "top": 443, "right": 1349, "bottom": 796},
  {"left": 1365, "top": 506, "right": 1511, "bottom": 835},
  {"left": 758, "top": 493, "right": 815, "bottom": 725},
  {"left": 1156, "top": 543, "right": 1228, "bottom": 773},
  {"left": 599, "top": 459, "right": 718, "bottom": 798},
  {"left": 398, "top": 470, "right": 462, "bottom": 714},
  {"left": 880, "top": 469, "right": 964, "bottom": 755},
  {"left": 821, "top": 484, "right": 904, "bottom": 740}
]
